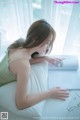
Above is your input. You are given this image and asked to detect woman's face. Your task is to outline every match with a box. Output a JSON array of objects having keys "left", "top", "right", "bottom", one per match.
[{"left": 37, "top": 34, "right": 53, "bottom": 54}]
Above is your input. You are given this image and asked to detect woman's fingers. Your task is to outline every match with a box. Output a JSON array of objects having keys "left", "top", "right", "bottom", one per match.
[
  {"left": 58, "top": 89, "right": 69, "bottom": 100},
  {"left": 50, "top": 58, "right": 63, "bottom": 65},
  {"left": 57, "top": 97, "right": 66, "bottom": 101},
  {"left": 50, "top": 58, "right": 66, "bottom": 65},
  {"left": 50, "top": 87, "right": 69, "bottom": 100},
  {"left": 58, "top": 89, "right": 69, "bottom": 95},
  {"left": 59, "top": 93, "right": 69, "bottom": 97},
  {"left": 55, "top": 93, "right": 69, "bottom": 100},
  {"left": 54, "top": 58, "right": 62, "bottom": 61},
  {"left": 47, "top": 57, "right": 65, "bottom": 65}
]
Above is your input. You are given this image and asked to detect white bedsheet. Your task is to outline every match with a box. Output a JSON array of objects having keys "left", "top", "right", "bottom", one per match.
[
  {"left": 42, "top": 90, "right": 80, "bottom": 120},
  {"left": 42, "top": 68, "right": 80, "bottom": 120},
  {"left": 48, "top": 69, "right": 80, "bottom": 90},
  {"left": 0, "top": 66, "right": 80, "bottom": 120}
]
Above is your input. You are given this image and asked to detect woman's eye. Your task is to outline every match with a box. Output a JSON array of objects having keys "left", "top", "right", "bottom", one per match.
[{"left": 40, "top": 40, "right": 51, "bottom": 47}]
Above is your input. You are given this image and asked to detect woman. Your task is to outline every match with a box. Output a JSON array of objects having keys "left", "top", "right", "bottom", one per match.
[{"left": 0, "top": 19, "right": 69, "bottom": 110}]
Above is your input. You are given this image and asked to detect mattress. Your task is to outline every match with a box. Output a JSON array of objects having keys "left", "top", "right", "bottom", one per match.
[{"left": 0, "top": 67, "right": 80, "bottom": 120}]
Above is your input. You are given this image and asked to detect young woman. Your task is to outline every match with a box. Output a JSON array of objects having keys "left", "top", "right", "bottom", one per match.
[{"left": 0, "top": 19, "right": 69, "bottom": 110}]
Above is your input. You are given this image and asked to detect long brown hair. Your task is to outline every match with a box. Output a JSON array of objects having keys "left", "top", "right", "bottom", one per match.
[{"left": 8, "top": 19, "right": 56, "bottom": 54}]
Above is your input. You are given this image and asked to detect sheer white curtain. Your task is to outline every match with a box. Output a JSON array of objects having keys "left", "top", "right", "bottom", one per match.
[
  {"left": 0, "top": 0, "right": 33, "bottom": 57},
  {"left": 41, "top": 0, "right": 80, "bottom": 56},
  {"left": 0, "top": 0, "right": 80, "bottom": 59}
]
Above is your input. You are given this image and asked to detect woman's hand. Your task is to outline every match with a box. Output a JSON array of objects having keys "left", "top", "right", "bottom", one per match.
[
  {"left": 46, "top": 56, "right": 63, "bottom": 66},
  {"left": 48, "top": 87, "right": 69, "bottom": 100}
]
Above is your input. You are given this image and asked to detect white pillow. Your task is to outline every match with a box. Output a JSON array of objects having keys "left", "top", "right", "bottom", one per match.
[{"left": 0, "top": 61, "right": 48, "bottom": 118}]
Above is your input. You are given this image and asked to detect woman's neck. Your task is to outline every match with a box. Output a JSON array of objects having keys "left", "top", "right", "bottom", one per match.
[{"left": 24, "top": 47, "right": 38, "bottom": 58}]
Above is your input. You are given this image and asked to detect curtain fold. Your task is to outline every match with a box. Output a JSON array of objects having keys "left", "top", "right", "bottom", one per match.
[
  {"left": 0, "top": 0, "right": 33, "bottom": 56},
  {"left": 63, "top": 4, "right": 80, "bottom": 55}
]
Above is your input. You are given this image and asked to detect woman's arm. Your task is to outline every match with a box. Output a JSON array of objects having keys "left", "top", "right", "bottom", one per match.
[
  {"left": 29, "top": 56, "right": 47, "bottom": 64},
  {"left": 18, "top": 87, "right": 69, "bottom": 110},
  {"left": 14, "top": 60, "right": 69, "bottom": 110},
  {"left": 30, "top": 56, "right": 62, "bottom": 65}
]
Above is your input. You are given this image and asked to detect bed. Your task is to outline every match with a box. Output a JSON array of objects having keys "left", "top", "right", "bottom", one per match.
[{"left": 0, "top": 60, "right": 80, "bottom": 120}]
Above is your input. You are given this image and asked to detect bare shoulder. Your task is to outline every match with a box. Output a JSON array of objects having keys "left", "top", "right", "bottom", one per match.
[
  {"left": 16, "top": 59, "right": 30, "bottom": 71},
  {"left": 8, "top": 48, "right": 31, "bottom": 74},
  {"left": 10, "top": 59, "right": 31, "bottom": 74}
]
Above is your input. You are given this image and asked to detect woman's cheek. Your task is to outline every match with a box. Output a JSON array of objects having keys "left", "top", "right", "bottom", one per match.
[{"left": 39, "top": 46, "right": 47, "bottom": 53}]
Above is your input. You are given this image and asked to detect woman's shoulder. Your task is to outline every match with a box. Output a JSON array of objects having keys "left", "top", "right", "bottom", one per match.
[
  {"left": 8, "top": 48, "right": 30, "bottom": 63},
  {"left": 8, "top": 48, "right": 30, "bottom": 74}
]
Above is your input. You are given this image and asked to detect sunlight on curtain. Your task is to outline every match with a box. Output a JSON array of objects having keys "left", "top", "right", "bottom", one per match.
[
  {"left": 0, "top": 0, "right": 33, "bottom": 59},
  {"left": 0, "top": 0, "right": 80, "bottom": 60}
]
